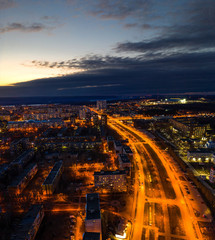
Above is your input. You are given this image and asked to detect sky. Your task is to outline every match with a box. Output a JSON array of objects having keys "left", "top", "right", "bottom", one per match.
[{"left": 0, "top": 0, "right": 215, "bottom": 97}]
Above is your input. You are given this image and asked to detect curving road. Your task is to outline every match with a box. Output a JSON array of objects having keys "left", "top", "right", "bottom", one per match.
[{"left": 107, "top": 117, "right": 212, "bottom": 240}]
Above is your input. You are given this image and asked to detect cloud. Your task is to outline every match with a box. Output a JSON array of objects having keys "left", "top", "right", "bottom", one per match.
[
  {"left": 89, "top": 0, "right": 150, "bottom": 20},
  {"left": 41, "top": 15, "right": 61, "bottom": 25},
  {"left": 115, "top": 1, "right": 215, "bottom": 56},
  {"left": 0, "top": 65, "right": 214, "bottom": 97},
  {"left": 1, "top": 50, "right": 215, "bottom": 97},
  {"left": 30, "top": 50, "right": 215, "bottom": 72},
  {"left": 0, "top": 22, "right": 51, "bottom": 34},
  {"left": 115, "top": 32, "right": 215, "bottom": 54},
  {"left": 30, "top": 55, "right": 145, "bottom": 70},
  {"left": 124, "top": 23, "right": 138, "bottom": 29},
  {"left": 58, "top": 84, "right": 121, "bottom": 90},
  {"left": 85, "top": 0, "right": 215, "bottom": 45},
  {"left": 0, "top": 0, "right": 16, "bottom": 10}
]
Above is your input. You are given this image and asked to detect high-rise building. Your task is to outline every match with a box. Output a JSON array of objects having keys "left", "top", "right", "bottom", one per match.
[
  {"left": 79, "top": 108, "right": 86, "bottom": 119},
  {"left": 70, "top": 113, "right": 76, "bottom": 125},
  {"left": 100, "top": 114, "right": 107, "bottom": 126},
  {"left": 93, "top": 113, "right": 99, "bottom": 126},
  {"left": 96, "top": 100, "right": 107, "bottom": 110},
  {"left": 85, "top": 112, "right": 92, "bottom": 124}
]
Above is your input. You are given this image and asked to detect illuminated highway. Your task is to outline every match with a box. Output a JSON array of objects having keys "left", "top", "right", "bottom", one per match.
[
  {"left": 88, "top": 108, "right": 213, "bottom": 239},
  {"left": 107, "top": 117, "right": 213, "bottom": 240}
]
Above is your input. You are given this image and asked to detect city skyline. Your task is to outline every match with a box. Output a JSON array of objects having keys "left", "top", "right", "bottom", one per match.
[{"left": 0, "top": 0, "right": 215, "bottom": 96}]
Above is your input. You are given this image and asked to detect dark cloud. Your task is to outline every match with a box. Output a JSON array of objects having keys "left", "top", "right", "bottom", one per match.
[
  {"left": 30, "top": 51, "right": 215, "bottom": 72},
  {"left": 116, "top": 1, "right": 215, "bottom": 56},
  {"left": 88, "top": 0, "right": 150, "bottom": 20},
  {"left": 124, "top": 23, "right": 158, "bottom": 30},
  {"left": 187, "top": 0, "right": 215, "bottom": 27},
  {"left": 0, "top": 22, "right": 51, "bottom": 34},
  {"left": 0, "top": 0, "right": 16, "bottom": 10},
  {"left": 2, "top": 51, "right": 215, "bottom": 97},
  {"left": 140, "top": 24, "right": 154, "bottom": 30},
  {"left": 124, "top": 23, "right": 138, "bottom": 28},
  {"left": 0, "top": 67, "right": 214, "bottom": 97},
  {"left": 115, "top": 32, "right": 215, "bottom": 54},
  {"left": 30, "top": 55, "right": 145, "bottom": 70},
  {"left": 87, "top": 0, "right": 215, "bottom": 44}
]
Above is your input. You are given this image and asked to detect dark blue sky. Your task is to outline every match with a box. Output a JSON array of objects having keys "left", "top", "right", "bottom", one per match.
[{"left": 0, "top": 0, "right": 215, "bottom": 96}]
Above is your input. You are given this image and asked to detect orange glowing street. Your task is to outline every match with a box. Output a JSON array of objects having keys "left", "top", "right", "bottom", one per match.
[{"left": 105, "top": 115, "right": 213, "bottom": 240}]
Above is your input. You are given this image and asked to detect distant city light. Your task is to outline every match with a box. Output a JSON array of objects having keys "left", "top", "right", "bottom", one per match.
[{"left": 180, "top": 99, "right": 187, "bottom": 103}]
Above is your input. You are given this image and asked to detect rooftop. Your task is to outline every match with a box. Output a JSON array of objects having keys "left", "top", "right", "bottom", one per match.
[
  {"left": 43, "top": 161, "right": 62, "bottom": 185},
  {"left": 12, "top": 149, "right": 34, "bottom": 164},
  {"left": 107, "top": 136, "right": 114, "bottom": 141},
  {"left": 83, "top": 232, "right": 100, "bottom": 240},
  {"left": 11, "top": 205, "right": 43, "bottom": 240},
  {"left": 9, "top": 163, "right": 37, "bottom": 187},
  {"left": 114, "top": 140, "right": 122, "bottom": 147},
  {"left": 123, "top": 146, "right": 133, "bottom": 154},
  {"left": 86, "top": 193, "right": 101, "bottom": 220},
  {"left": 119, "top": 154, "right": 130, "bottom": 163}
]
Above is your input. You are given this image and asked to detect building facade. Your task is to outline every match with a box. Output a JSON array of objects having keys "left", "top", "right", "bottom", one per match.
[
  {"left": 94, "top": 170, "right": 127, "bottom": 192},
  {"left": 8, "top": 163, "right": 38, "bottom": 195},
  {"left": 209, "top": 167, "right": 215, "bottom": 183},
  {"left": 187, "top": 149, "right": 214, "bottom": 163},
  {"left": 11, "top": 205, "right": 44, "bottom": 240},
  {"left": 96, "top": 100, "right": 107, "bottom": 110},
  {"left": 118, "top": 154, "right": 131, "bottom": 171},
  {"left": 42, "top": 161, "right": 63, "bottom": 195}
]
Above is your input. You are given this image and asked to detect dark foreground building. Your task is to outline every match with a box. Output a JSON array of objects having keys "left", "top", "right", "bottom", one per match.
[{"left": 11, "top": 204, "right": 44, "bottom": 240}]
